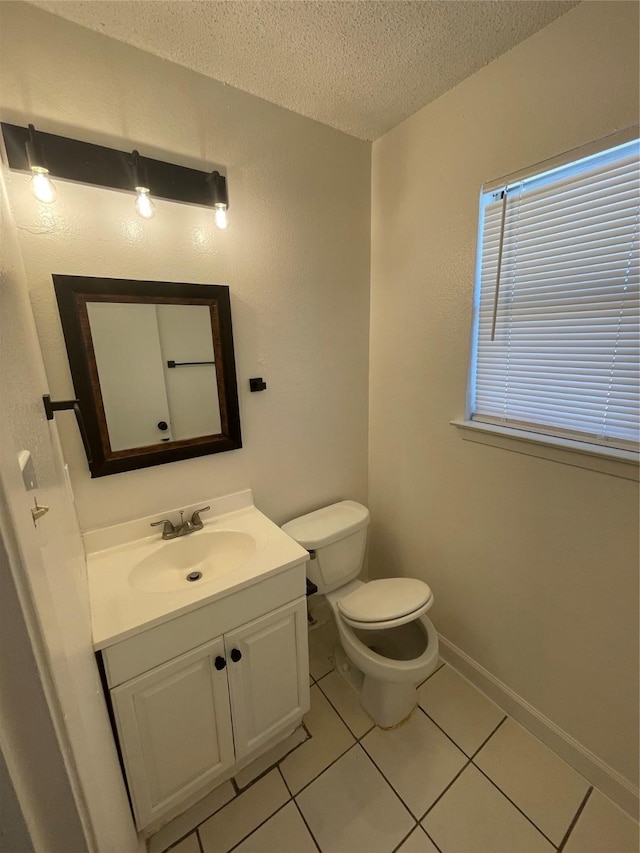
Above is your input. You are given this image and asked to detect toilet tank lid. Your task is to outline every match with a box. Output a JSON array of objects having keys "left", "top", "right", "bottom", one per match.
[
  {"left": 282, "top": 501, "right": 370, "bottom": 549},
  {"left": 338, "top": 578, "right": 433, "bottom": 625}
]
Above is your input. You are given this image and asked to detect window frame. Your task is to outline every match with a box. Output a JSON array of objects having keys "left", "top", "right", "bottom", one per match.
[{"left": 455, "top": 127, "right": 639, "bottom": 480}]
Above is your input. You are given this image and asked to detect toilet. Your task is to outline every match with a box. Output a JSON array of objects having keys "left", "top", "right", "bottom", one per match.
[{"left": 282, "top": 500, "right": 439, "bottom": 728}]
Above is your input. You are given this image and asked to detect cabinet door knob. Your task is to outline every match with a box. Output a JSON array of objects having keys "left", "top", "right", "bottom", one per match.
[
  {"left": 230, "top": 648, "right": 242, "bottom": 663},
  {"left": 214, "top": 656, "right": 226, "bottom": 670}
]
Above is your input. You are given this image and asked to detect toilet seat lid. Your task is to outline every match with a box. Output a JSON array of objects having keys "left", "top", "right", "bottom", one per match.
[{"left": 337, "top": 578, "right": 433, "bottom": 628}]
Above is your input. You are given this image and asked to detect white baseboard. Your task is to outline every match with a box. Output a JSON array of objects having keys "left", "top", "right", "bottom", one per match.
[{"left": 438, "top": 635, "right": 639, "bottom": 821}]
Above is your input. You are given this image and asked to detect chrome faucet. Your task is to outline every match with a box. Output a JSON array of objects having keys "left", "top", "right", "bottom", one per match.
[{"left": 150, "top": 506, "right": 210, "bottom": 540}]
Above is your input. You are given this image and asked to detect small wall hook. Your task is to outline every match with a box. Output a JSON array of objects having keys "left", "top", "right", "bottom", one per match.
[
  {"left": 31, "top": 496, "right": 49, "bottom": 527},
  {"left": 249, "top": 377, "right": 267, "bottom": 392}
]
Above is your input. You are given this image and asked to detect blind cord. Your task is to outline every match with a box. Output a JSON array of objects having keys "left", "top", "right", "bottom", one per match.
[{"left": 490, "top": 187, "right": 509, "bottom": 341}]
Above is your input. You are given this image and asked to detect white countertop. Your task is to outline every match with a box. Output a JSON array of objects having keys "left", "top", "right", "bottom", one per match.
[{"left": 85, "top": 491, "right": 309, "bottom": 650}]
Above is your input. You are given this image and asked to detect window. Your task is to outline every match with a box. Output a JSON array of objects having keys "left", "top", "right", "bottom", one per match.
[{"left": 468, "top": 133, "right": 640, "bottom": 455}]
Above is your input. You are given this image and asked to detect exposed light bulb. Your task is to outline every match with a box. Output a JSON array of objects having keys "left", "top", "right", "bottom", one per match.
[
  {"left": 134, "top": 187, "right": 155, "bottom": 219},
  {"left": 30, "top": 168, "right": 57, "bottom": 204},
  {"left": 214, "top": 204, "right": 228, "bottom": 230}
]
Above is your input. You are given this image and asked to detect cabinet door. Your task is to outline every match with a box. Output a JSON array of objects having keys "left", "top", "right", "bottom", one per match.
[
  {"left": 111, "top": 636, "right": 234, "bottom": 829},
  {"left": 225, "top": 597, "right": 310, "bottom": 761}
]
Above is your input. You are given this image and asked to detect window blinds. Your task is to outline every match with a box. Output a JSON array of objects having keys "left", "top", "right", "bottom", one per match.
[{"left": 471, "top": 138, "right": 640, "bottom": 451}]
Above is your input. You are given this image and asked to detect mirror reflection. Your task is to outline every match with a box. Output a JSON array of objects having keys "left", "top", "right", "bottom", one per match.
[
  {"left": 86, "top": 302, "right": 221, "bottom": 451},
  {"left": 53, "top": 276, "right": 242, "bottom": 478}
]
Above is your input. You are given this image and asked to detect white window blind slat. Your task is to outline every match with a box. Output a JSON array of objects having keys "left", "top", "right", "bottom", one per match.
[{"left": 470, "top": 137, "right": 640, "bottom": 451}]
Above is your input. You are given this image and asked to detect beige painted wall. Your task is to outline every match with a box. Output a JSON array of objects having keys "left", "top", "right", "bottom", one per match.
[
  {"left": 0, "top": 2, "right": 371, "bottom": 532},
  {"left": 370, "top": 1, "right": 639, "bottom": 790}
]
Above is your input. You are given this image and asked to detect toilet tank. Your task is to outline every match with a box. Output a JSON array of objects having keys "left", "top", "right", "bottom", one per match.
[{"left": 281, "top": 501, "right": 370, "bottom": 594}]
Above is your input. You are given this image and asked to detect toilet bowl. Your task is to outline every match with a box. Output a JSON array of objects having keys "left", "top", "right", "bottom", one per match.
[{"left": 282, "top": 501, "right": 439, "bottom": 728}]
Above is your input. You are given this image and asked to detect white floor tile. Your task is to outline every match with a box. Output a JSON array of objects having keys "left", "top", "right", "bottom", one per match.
[
  {"left": 198, "top": 769, "right": 289, "bottom": 853},
  {"left": 422, "top": 764, "right": 554, "bottom": 853},
  {"left": 308, "top": 619, "right": 338, "bottom": 680},
  {"left": 563, "top": 789, "right": 640, "bottom": 853},
  {"left": 296, "top": 745, "right": 414, "bottom": 853},
  {"left": 417, "top": 664, "right": 505, "bottom": 755},
  {"left": 168, "top": 834, "right": 200, "bottom": 853},
  {"left": 474, "top": 717, "right": 589, "bottom": 844},
  {"left": 362, "top": 709, "right": 467, "bottom": 818},
  {"left": 234, "top": 802, "right": 317, "bottom": 853},
  {"left": 317, "top": 669, "right": 374, "bottom": 738},
  {"left": 151, "top": 781, "right": 235, "bottom": 853},
  {"left": 279, "top": 684, "right": 355, "bottom": 794},
  {"left": 396, "top": 826, "right": 440, "bottom": 853}
]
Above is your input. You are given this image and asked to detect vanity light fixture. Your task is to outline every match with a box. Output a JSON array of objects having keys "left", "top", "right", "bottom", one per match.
[
  {"left": 130, "top": 149, "right": 156, "bottom": 219},
  {"left": 208, "top": 170, "right": 229, "bottom": 229},
  {"left": 1, "top": 122, "right": 231, "bottom": 226},
  {"left": 25, "top": 123, "right": 57, "bottom": 203}
]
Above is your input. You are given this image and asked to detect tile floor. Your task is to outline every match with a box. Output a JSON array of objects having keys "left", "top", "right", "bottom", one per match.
[{"left": 160, "top": 619, "right": 639, "bottom": 853}]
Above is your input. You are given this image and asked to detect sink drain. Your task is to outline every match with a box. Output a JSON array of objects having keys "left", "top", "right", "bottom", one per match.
[{"left": 186, "top": 571, "right": 203, "bottom": 582}]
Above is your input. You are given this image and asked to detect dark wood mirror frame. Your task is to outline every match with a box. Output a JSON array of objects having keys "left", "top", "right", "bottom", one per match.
[{"left": 53, "top": 275, "right": 242, "bottom": 478}]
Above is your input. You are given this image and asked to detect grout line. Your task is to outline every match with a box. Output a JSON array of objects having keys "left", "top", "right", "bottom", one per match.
[
  {"left": 309, "top": 674, "right": 444, "bottom": 828},
  {"left": 294, "top": 740, "right": 421, "bottom": 851},
  {"left": 291, "top": 740, "right": 359, "bottom": 798},
  {"left": 418, "top": 659, "right": 446, "bottom": 688},
  {"left": 193, "top": 769, "right": 286, "bottom": 841},
  {"left": 315, "top": 669, "right": 375, "bottom": 740},
  {"left": 234, "top": 760, "right": 288, "bottom": 794},
  {"left": 470, "top": 714, "right": 508, "bottom": 759},
  {"left": 163, "top": 829, "right": 203, "bottom": 853},
  {"left": 423, "top": 826, "right": 444, "bottom": 853},
  {"left": 224, "top": 800, "right": 293, "bottom": 853},
  {"left": 312, "top": 667, "right": 334, "bottom": 684},
  {"left": 278, "top": 764, "right": 293, "bottom": 798},
  {"left": 195, "top": 827, "right": 205, "bottom": 853},
  {"left": 160, "top": 780, "right": 241, "bottom": 851},
  {"left": 358, "top": 740, "right": 420, "bottom": 820},
  {"left": 416, "top": 704, "right": 472, "bottom": 757},
  {"left": 471, "top": 761, "right": 558, "bottom": 848},
  {"left": 557, "top": 786, "right": 593, "bottom": 852},
  {"left": 292, "top": 796, "right": 322, "bottom": 853},
  {"left": 307, "top": 666, "right": 472, "bottom": 830},
  {"left": 419, "top": 760, "right": 472, "bottom": 823},
  {"left": 234, "top": 728, "right": 311, "bottom": 793},
  {"left": 391, "top": 823, "right": 420, "bottom": 853}
]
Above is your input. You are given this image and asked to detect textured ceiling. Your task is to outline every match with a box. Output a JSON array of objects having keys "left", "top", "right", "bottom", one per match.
[{"left": 30, "top": 0, "right": 579, "bottom": 140}]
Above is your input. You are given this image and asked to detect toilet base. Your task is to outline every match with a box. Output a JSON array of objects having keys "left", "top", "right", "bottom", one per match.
[
  {"left": 361, "top": 675, "right": 418, "bottom": 729},
  {"left": 333, "top": 644, "right": 364, "bottom": 695},
  {"left": 333, "top": 644, "right": 419, "bottom": 729}
]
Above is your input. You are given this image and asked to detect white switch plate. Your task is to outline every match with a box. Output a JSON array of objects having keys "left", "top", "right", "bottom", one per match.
[{"left": 18, "top": 450, "right": 38, "bottom": 491}]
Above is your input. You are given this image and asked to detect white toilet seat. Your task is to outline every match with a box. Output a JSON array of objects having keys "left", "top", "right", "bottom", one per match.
[
  {"left": 337, "top": 577, "right": 433, "bottom": 630},
  {"left": 326, "top": 588, "right": 439, "bottom": 685}
]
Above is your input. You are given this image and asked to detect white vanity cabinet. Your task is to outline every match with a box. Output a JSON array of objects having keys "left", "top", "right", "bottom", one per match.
[
  {"left": 111, "top": 636, "right": 236, "bottom": 829},
  {"left": 100, "top": 564, "right": 310, "bottom": 831}
]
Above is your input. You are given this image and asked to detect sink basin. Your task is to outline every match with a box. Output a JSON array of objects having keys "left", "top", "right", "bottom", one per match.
[{"left": 129, "top": 530, "right": 256, "bottom": 593}]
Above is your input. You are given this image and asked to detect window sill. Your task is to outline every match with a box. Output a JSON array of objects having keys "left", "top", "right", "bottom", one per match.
[{"left": 451, "top": 420, "right": 639, "bottom": 481}]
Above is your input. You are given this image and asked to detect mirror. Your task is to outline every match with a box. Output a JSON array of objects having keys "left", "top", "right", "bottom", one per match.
[{"left": 53, "top": 275, "right": 242, "bottom": 477}]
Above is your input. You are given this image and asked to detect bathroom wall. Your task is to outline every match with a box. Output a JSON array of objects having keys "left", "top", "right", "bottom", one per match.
[
  {"left": 0, "top": 1, "right": 371, "bottom": 532},
  {"left": 369, "top": 0, "right": 639, "bottom": 798}
]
